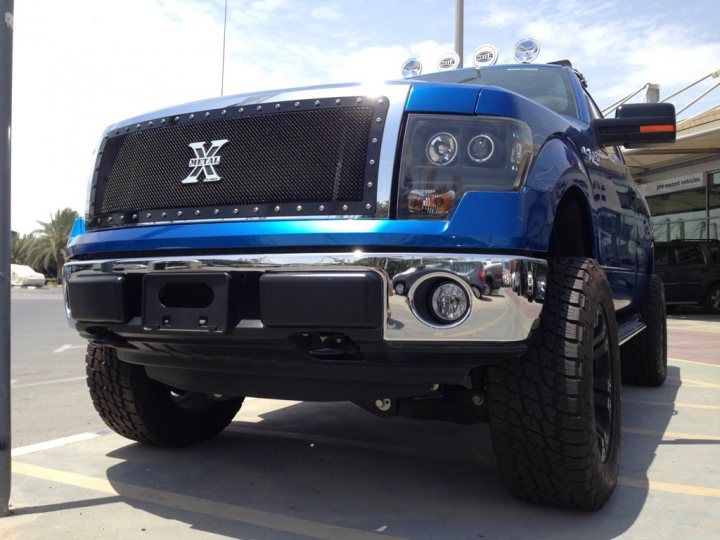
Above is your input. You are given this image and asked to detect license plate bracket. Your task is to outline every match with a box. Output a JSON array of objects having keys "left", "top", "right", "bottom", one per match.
[{"left": 142, "top": 273, "right": 231, "bottom": 333}]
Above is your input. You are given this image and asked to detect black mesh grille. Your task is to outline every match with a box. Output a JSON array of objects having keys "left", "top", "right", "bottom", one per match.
[{"left": 90, "top": 97, "right": 386, "bottom": 228}]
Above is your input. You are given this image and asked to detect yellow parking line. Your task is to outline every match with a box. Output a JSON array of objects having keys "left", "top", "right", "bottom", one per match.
[
  {"left": 12, "top": 461, "right": 404, "bottom": 540},
  {"left": 669, "top": 357, "right": 720, "bottom": 369},
  {"left": 623, "top": 427, "right": 720, "bottom": 441},
  {"left": 667, "top": 376, "right": 720, "bottom": 388},
  {"left": 618, "top": 476, "right": 720, "bottom": 498},
  {"left": 623, "top": 399, "right": 720, "bottom": 410}
]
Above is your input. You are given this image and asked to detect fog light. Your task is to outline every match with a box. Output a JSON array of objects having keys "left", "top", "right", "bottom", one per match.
[{"left": 430, "top": 282, "right": 469, "bottom": 322}]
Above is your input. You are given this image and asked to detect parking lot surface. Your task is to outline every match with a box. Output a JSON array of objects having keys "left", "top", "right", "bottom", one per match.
[{"left": 2, "top": 287, "right": 719, "bottom": 538}]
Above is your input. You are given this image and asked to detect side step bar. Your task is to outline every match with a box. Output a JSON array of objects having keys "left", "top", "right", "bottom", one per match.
[{"left": 617, "top": 316, "right": 646, "bottom": 346}]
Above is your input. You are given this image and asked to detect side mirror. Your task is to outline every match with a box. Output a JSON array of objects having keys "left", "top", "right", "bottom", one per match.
[{"left": 592, "top": 103, "right": 676, "bottom": 148}]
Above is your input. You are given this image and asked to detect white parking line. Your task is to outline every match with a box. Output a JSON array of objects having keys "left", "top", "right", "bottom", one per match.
[
  {"left": 12, "top": 431, "right": 110, "bottom": 457},
  {"left": 53, "top": 344, "right": 86, "bottom": 354},
  {"left": 12, "top": 376, "right": 86, "bottom": 389}
]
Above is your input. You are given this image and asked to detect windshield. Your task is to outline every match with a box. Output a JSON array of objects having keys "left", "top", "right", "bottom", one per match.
[{"left": 412, "top": 65, "right": 579, "bottom": 118}]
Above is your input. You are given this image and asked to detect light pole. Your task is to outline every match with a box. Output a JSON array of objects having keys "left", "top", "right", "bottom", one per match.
[
  {"left": 0, "top": 0, "right": 14, "bottom": 517},
  {"left": 455, "top": 0, "right": 463, "bottom": 68}
]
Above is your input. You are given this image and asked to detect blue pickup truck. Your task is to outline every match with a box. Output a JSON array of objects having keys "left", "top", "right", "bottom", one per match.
[{"left": 64, "top": 59, "right": 675, "bottom": 509}]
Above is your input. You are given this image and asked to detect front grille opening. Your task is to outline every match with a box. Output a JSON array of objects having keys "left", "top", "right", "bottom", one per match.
[
  {"left": 159, "top": 282, "right": 214, "bottom": 308},
  {"left": 89, "top": 96, "right": 387, "bottom": 228}
]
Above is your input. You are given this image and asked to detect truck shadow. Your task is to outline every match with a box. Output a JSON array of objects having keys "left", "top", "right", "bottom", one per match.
[{"left": 103, "top": 368, "right": 681, "bottom": 539}]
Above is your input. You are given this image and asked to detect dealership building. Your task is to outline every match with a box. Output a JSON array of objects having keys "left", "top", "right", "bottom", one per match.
[{"left": 623, "top": 87, "right": 720, "bottom": 241}]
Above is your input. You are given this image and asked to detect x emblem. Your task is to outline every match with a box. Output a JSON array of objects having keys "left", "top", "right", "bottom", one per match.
[{"left": 182, "top": 139, "right": 229, "bottom": 184}]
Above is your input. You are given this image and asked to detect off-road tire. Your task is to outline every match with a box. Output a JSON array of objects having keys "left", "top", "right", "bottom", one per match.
[
  {"left": 487, "top": 257, "right": 621, "bottom": 510},
  {"left": 621, "top": 275, "right": 667, "bottom": 386},
  {"left": 705, "top": 283, "right": 720, "bottom": 314},
  {"left": 86, "top": 345, "right": 243, "bottom": 446}
]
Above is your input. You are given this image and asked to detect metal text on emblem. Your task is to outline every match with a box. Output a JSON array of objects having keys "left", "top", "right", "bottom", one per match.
[{"left": 182, "top": 139, "right": 229, "bottom": 184}]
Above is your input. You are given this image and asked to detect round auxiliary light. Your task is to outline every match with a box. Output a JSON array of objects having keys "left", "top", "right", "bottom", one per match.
[
  {"left": 426, "top": 132, "right": 458, "bottom": 165},
  {"left": 467, "top": 134, "right": 495, "bottom": 163},
  {"left": 513, "top": 38, "right": 540, "bottom": 64},
  {"left": 401, "top": 58, "right": 423, "bottom": 78},
  {"left": 430, "top": 281, "right": 469, "bottom": 323}
]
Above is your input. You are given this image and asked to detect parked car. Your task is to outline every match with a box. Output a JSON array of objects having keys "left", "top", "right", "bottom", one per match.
[
  {"left": 392, "top": 260, "right": 487, "bottom": 299},
  {"left": 10, "top": 264, "right": 45, "bottom": 287},
  {"left": 64, "top": 48, "right": 675, "bottom": 510},
  {"left": 482, "top": 261, "right": 503, "bottom": 293},
  {"left": 654, "top": 239, "right": 720, "bottom": 314}
]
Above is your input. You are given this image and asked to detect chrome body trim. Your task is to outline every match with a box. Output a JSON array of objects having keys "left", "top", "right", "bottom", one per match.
[{"left": 64, "top": 251, "right": 547, "bottom": 343}]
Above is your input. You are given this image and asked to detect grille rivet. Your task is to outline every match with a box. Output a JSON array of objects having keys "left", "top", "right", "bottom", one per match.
[
  {"left": 365, "top": 203, "right": 372, "bottom": 210},
  {"left": 342, "top": 204, "right": 349, "bottom": 211},
  {"left": 195, "top": 210, "right": 201, "bottom": 216},
  {"left": 378, "top": 98, "right": 384, "bottom": 104},
  {"left": 239, "top": 107, "right": 245, "bottom": 113},
  {"left": 213, "top": 209, "right": 219, "bottom": 215},
  {"left": 294, "top": 102, "right": 300, "bottom": 107},
  {"left": 205, "top": 112, "right": 210, "bottom": 117},
  {"left": 274, "top": 206, "right": 281, "bottom": 212},
  {"left": 148, "top": 121, "right": 153, "bottom": 127},
  {"left": 372, "top": 137, "right": 378, "bottom": 143},
  {"left": 314, "top": 100, "right": 320, "bottom": 106},
  {"left": 161, "top": 212, "right": 167, "bottom": 218},
  {"left": 296, "top": 205, "right": 302, "bottom": 212},
  {"left": 136, "top": 124, "right": 141, "bottom": 129},
  {"left": 275, "top": 103, "right": 281, "bottom": 109},
  {"left": 132, "top": 214, "right": 138, "bottom": 220},
  {"left": 221, "top": 109, "right": 227, "bottom": 115},
  {"left": 252, "top": 207, "right": 258, "bottom": 213},
  {"left": 161, "top": 119, "right": 166, "bottom": 124},
  {"left": 234, "top": 208, "right": 241, "bottom": 214},
  {"left": 174, "top": 116, "right": 180, "bottom": 122},
  {"left": 120, "top": 215, "right": 125, "bottom": 221},
  {"left": 356, "top": 97, "right": 362, "bottom": 103},
  {"left": 319, "top": 205, "right": 325, "bottom": 212},
  {"left": 376, "top": 117, "right": 382, "bottom": 123},
  {"left": 257, "top": 105, "right": 263, "bottom": 111},
  {"left": 367, "top": 181, "right": 373, "bottom": 188},
  {"left": 115, "top": 130, "right": 120, "bottom": 135},
  {"left": 108, "top": 216, "right": 113, "bottom": 222},
  {"left": 146, "top": 213, "right": 152, "bottom": 218},
  {"left": 335, "top": 99, "right": 341, "bottom": 104},
  {"left": 96, "top": 218, "right": 101, "bottom": 224},
  {"left": 177, "top": 211, "right": 183, "bottom": 216},
  {"left": 189, "top": 114, "right": 195, "bottom": 120},
  {"left": 125, "top": 127, "right": 129, "bottom": 132},
  {"left": 369, "top": 159, "right": 375, "bottom": 165}
]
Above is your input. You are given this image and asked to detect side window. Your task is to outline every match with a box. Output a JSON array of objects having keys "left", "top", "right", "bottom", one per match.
[
  {"left": 655, "top": 247, "right": 671, "bottom": 266},
  {"left": 585, "top": 94, "right": 603, "bottom": 121},
  {"left": 708, "top": 245, "right": 720, "bottom": 264},
  {"left": 585, "top": 93, "right": 625, "bottom": 162},
  {"left": 672, "top": 245, "right": 705, "bottom": 265}
]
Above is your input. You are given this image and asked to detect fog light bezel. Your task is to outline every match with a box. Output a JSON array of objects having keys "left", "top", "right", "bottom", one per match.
[{"left": 407, "top": 272, "right": 473, "bottom": 329}]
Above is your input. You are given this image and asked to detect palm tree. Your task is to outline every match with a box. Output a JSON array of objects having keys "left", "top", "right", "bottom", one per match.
[
  {"left": 28, "top": 208, "right": 79, "bottom": 284},
  {"left": 10, "top": 232, "right": 38, "bottom": 265}
]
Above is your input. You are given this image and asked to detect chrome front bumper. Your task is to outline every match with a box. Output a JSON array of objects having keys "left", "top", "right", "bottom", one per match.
[{"left": 64, "top": 251, "right": 547, "bottom": 343}]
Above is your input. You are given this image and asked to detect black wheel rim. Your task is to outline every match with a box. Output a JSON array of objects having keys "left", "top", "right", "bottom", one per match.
[
  {"left": 711, "top": 287, "right": 720, "bottom": 312},
  {"left": 593, "top": 306, "right": 614, "bottom": 463}
]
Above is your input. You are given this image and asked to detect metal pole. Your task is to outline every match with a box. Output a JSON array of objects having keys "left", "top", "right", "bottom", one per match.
[
  {"left": 455, "top": 0, "right": 463, "bottom": 68},
  {"left": 0, "top": 0, "right": 14, "bottom": 517},
  {"left": 220, "top": 0, "right": 228, "bottom": 96}
]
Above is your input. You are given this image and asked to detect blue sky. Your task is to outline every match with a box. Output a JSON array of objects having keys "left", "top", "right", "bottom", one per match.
[{"left": 10, "top": 0, "right": 720, "bottom": 233}]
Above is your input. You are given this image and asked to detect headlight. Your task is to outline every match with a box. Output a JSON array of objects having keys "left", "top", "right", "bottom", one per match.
[
  {"left": 398, "top": 114, "right": 533, "bottom": 219},
  {"left": 467, "top": 134, "right": 494, "bottom": 163},
  {"left": 426, "top": 132, "right": 458, "bottom": 165}
]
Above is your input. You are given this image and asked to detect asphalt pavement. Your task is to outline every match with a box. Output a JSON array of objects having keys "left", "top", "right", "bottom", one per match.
[{"left": 2, "top": 287, "right": 719, "bottom": 539}]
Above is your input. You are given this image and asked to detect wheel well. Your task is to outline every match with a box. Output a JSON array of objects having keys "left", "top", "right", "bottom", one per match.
[{"left": 549, "top": 189, "right": 593, "bottom": 258}]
